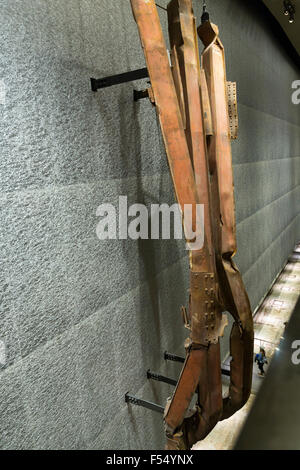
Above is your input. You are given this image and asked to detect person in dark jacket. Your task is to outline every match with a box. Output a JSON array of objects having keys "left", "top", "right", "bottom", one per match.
[{"left": 255, "top": 347, "right": 268, "bottom": 376}]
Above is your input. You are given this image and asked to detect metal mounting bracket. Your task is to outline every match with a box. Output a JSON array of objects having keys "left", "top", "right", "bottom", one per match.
[
  {"left": 147, "top": 369, "right": 177, "bottom": 386},
  {"left": 91, "top": 67, "right": 149, "bottom": 91},
  {"left": 164, "top": 351, "right": 230, "bottom": 376}
]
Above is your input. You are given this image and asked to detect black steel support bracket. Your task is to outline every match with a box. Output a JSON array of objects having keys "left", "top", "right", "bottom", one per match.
[
  {"left": 91, "top": 67, "right": 149, "bottom": 91},
  {"left": 147, "top": 369, "right": 177, "bottom": 386},
  {"left": 164, "top": 351, "right": 231, "bottom": 377},
  {"left": 164, "top": 351, "right": 185, "bottom": 363},
  {"left": 125, "top": 393, "right": 164, "bottom": 414},
  {"left": 133, "top": 89, "right": 149, "bottom": 102}
]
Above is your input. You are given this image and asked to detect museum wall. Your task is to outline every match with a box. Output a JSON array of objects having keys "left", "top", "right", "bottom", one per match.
[{"left": 0, "top": 0, "right": 299, "bottom": 450}]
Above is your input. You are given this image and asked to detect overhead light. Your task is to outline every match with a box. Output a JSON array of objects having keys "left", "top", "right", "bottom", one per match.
[{"left": 283, "top": 1, "right": 296, "bottom": 23}]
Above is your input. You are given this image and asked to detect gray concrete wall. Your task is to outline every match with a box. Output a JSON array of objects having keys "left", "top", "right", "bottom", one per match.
[{"left": 0, "top": 0, "right": 299, "bottom": 450}]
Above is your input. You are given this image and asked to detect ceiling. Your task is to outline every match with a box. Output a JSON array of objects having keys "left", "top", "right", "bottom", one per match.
[{"left": 263, "top": 0, "right": 300, "bottom": 57}]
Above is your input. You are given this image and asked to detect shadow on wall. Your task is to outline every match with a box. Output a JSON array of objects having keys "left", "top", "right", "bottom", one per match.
[{"left": 89, "top": 78, "right": 187, "bottom": 450}]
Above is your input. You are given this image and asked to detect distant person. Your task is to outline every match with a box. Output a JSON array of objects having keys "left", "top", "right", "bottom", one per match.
[{"left": 255, "top": 348, "right": 268, "bottom": 376}]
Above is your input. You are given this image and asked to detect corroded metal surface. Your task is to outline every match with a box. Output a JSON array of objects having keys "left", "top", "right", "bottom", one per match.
[
  {"left": 130, "top": 0, "right": 254, "bottom": 449},
  {"left": 227, "top": 81, "right": 238, "bottom": 140}
]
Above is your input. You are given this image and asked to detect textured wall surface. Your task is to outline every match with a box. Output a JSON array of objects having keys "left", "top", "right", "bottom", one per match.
[{"left": 0, "top": 0, "right": 299, "bottom": 450}]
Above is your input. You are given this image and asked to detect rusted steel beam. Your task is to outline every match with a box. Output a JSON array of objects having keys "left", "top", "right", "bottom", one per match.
[
  {"left": 167, "top": 0, "right": 215, "bottom": 263},
  {"left": 91, "top": 67, "right": 149, "bottom": 91},
  {"left": 198, "top": 19, "right": 254, "bottom": 419},
  {"left": 130, "top": 0, "right": 199, "bottom": 236},
  {"left": 164, "top": 1, "right": 227, "bottom": 450}
]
